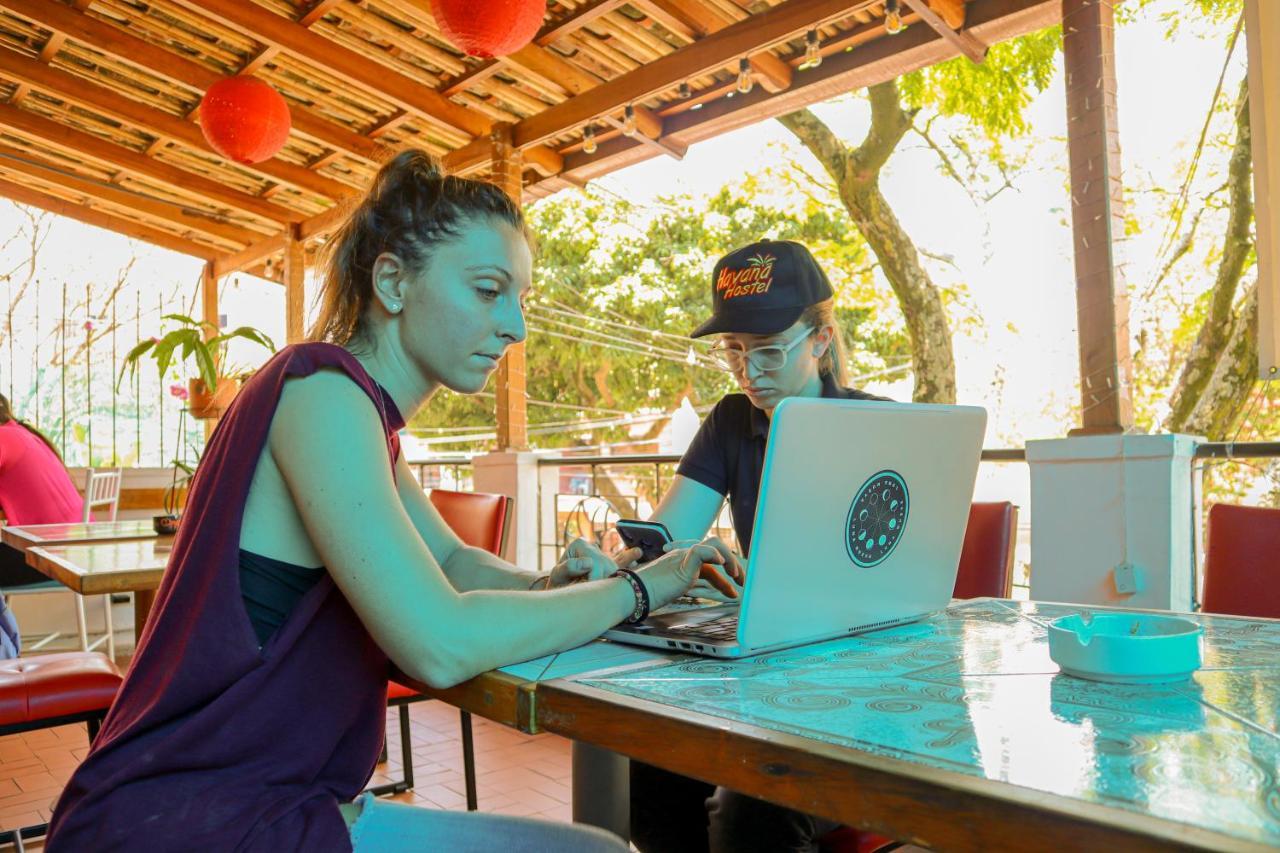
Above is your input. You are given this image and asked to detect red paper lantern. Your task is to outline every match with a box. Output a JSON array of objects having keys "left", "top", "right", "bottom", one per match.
[
  {"left": 430, "top": 0, "right": 545, "bottom": 58},
  {"left": 198, "top": 77, "right": 292, "bottom": 165}
]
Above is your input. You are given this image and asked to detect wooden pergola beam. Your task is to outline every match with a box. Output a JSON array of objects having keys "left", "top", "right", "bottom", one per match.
[
  {"left": 170, "top": 0, "right": 564, "bottom": 175},
  {"left": 212, "top": 194, "right": 359, "bottom": 280},
  {"left": 0, "top": 176, "right": 215, "bottom": 258},
  {"left": 0, "top": 49, "right": 352, "bottom": 200},
  {"left": 172, "top": 0, "right": 482, "bottom": 138},
  {"left": 212, "top": 232, "right": 289, "bottom": 279},
  {"left": 0, "top": 0, "right": 391, "bottom": 164},
  {"left": 1062, "top": 0, "right": 1133, "bottom": 433},
  {"left": 511, "top": 0, "right": 863, "bottom": 151},
  {"left": 490, "top": 124, "right": 527, "bottom": 451},
  {"left": 522, "top": 0, "right": 1056, "bottom": 195},
  {"left": 634, "top": 0, "right": 796, "bottom": 93},
  {"left": 0, "top": 141, "right": 260, "bottom": 246},
  {"left": 283, "top": 224, "right": 306, "bottom": 343},
  {"left": 440, "top": 0, "right": 630, "bottom": 96},
  {"left": 1246, "top": 0, "right": 1279, "bottom": 378},
  {"left": 537, "top": 0, "right": 632, "bottom": 46},
  {"left": 899, "top": 0, "right": 986, "bottom": 63},
  {"left": 0, "top": 100, "right": 300, "bottom": 226}
]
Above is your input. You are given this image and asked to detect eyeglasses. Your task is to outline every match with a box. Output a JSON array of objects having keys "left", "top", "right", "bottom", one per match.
[{"left": 707, "top": 327, "right": 813, "bottom": 373}]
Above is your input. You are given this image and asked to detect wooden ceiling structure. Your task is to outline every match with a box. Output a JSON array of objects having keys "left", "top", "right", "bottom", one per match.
[
  {"left": 0, "top": 0, "right": 1145, "bottom": 445},
  {"left": 0, "top": 0, "right": 1060, "bottom": 280}
]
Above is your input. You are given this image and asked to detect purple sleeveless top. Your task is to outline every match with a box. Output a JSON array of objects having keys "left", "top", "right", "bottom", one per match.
[{"left": 48, "top": 343, "right": 403, "bottom": 851}]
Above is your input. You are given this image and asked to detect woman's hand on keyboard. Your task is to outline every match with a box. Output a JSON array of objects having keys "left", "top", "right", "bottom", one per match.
[
  {"left": 637, "top": 537, "right": 736, "bottom": 609},
  {"left": 662, "top": 537, "right": 744, "bottom": 601},
  {"left": 549, "top": 537, "right": 636, "bottom": 587}
]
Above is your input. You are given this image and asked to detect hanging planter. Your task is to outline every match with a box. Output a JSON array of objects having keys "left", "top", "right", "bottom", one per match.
[
  {"left": 198, "top": 77, "right": 292, "bottom": 164},
  {"left": 429, "top": 0, "right": 545, "bottom": 58}
]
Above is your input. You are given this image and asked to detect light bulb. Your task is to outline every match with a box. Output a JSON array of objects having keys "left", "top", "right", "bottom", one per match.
[
  {"left": 622, "top": 104, "right": 637, "bottom": 136},
  {"left": 686, "top": 346, "right": 697, "bottom": 366},
  {"left": 884, "top": 0, "right": 904, "bottom": 34},
  {"left": 736, "top": 58, "right": 754, "bottom": 95},
  {"left": 679, "top": 82, "right": 691, "bottom": 100},
  {"left": 582, "top": 125, "right": 597, "bottom": 154},
  {"left": 803, "top": 29, "right": 822, "bottom": 68}
]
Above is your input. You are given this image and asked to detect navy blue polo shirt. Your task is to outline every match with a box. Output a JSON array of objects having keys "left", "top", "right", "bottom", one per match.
[{"left": 676, "top": 374, "right": 891, "bottom": 556}]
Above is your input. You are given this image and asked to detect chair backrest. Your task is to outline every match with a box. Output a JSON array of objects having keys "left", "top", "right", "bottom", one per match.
[
  {"left": 1202, "top": 503, "right": 1280, "bottom": 618},
  {"left": 427, "top": 488, "right": 512, "bottom": 557},
  {"left": 82, "top": 467, "right": 123, "bottom": 523},
  {"left": 952, "top": 501, "right": 1018, "bottom": 599}
]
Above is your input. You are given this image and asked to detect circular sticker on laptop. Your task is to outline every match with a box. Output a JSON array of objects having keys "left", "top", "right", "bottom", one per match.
[{"left": 845, "top": 470, "right": 909, "bottom": 568}]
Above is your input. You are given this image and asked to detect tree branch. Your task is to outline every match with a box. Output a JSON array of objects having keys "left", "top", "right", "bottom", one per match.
[{"left": 1166, "top": 77, "right": 1256, "bottom": 432}]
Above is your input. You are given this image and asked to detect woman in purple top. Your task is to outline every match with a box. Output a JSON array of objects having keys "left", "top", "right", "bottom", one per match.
[{"left": 47, "top": 150, "right": 730, "bottom": 852}]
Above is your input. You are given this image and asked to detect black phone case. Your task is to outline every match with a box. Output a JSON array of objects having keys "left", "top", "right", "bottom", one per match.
[{"left": 617, "top": 523, "right": 670, "bottom": 564}]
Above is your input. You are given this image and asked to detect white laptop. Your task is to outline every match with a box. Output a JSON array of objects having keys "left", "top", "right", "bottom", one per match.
[{"left": 605, "top": 397, "right": 987, "bottom": 658}]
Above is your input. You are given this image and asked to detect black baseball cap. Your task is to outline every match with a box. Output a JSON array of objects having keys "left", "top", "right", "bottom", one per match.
[{"left": 690, "top": 240, "right": 834, "bottom": 338}]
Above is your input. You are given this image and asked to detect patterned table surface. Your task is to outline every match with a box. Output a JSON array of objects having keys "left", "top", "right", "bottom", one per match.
[{"left": 569, "top": 599, "right": 1280, "bottom": 848}]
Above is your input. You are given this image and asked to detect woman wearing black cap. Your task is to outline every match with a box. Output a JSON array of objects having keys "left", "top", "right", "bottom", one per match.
[{"left": 630, "top": 239, "right": 890, "bottom": 853}]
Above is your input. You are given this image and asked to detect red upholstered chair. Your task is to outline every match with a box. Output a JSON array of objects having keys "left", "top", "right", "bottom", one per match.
[
  {"left": 0, "top": 652, "right": 122, "bottom": 848},
  {"left": 952, "top": 501, "right": 1018, "bottom": 600},
  {"left": 819, "top": 502, "right": 1019, "bottom": 853},
  {"left": 1202, "top": 503, "right": 1280, "bottom": 618},
  {"left": 367, "top": 489, "right": 512, "bottom": 808}
]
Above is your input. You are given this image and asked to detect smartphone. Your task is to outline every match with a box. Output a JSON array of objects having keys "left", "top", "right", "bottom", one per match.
[{"left": 615, "top": 519, "right": 673, "bottom": 564}]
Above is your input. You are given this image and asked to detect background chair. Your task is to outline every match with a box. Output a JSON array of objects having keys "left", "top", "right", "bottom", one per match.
[
  {"left": 1202, "top": 503, "right": 1280, "bottom": 618},
  {"left": 9, "top": 468, "right": 123, "bottom": 656},
  {"left": 0, "top": 651, "right": 122, "bottom": 850},
  {"left": 76, "top": 468, "right": 123, "bottom": 659},
  {"left": 820, "top": 500, "right": 1019, "bottom": 853},
  {"left": 952, "top": 501, "right": 1018, "bottom": 600},
  {"left": 368, "top": 488, "right": 512, "bottom": 808}
]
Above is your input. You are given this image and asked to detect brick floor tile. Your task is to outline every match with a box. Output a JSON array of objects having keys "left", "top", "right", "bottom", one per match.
[
  {"left": 14, "top": 773, "right": 58, "bottom": 794},
  {"left": 507, "top": 788, "right": 563, "bottom": 812},
  {"left": 0, "top": 741, "right": 34, "bottom": 762},
  {"left": 0, "top": 811, "right": 43, "bottom": 833}
]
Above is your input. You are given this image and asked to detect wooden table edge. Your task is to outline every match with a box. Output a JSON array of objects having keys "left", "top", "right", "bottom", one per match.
[
  {"left": 397, "top": 670, "right": 537, "bottom": 732},
  {"left": 24, "top": 546, "right": 164, "bottom": 596},
  {"left": 397, "top": 653, "right": 679, "bottom": 734},
  {"left": 2, "top": 524, "right": 163, "bottom": 552},
  {"left": 535, "top": 679, "right": 1270, "bottom": 853}
]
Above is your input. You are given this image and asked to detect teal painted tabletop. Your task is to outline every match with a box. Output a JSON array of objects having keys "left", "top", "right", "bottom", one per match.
[{"left": 572, "top": 599, "right": 1280, "bottom": 848}]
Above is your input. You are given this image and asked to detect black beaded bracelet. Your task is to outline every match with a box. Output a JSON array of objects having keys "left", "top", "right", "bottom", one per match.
[{"left": 613, "top": 568, "right": 650, "bottom": 624}]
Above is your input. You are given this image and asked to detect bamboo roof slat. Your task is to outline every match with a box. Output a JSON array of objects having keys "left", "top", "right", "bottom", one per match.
[{"left": 0, "top": 0, "right": 1051, "bottom": 272}]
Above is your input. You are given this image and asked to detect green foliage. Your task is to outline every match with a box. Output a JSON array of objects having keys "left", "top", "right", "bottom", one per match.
[
  {"left": 898, "top": 28, "right": 1061, "bottom": 140},
  {"left": 411, "top": 176, "right": 910, "bottom": 450},
  {"left": 118, "top": 313, "right": 275, "bottom": 392}
]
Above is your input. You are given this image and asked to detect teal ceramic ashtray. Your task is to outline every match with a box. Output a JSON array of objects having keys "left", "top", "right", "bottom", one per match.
[{"left": 1047, "top": 612, "right": 1203, "bottom": 684}]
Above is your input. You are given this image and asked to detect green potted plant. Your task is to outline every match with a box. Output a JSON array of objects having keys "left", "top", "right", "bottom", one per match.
[
  {"left": 119, "top": 314, "right": 276, "bottom": 419},
  {"left": 152, "top": 384, "right": 199, "bottom": 534}
]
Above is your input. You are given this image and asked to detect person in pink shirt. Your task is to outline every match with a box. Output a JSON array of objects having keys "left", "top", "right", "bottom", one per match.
[{"left": 0, "top": 393, "right": 85, "bottom": 595}]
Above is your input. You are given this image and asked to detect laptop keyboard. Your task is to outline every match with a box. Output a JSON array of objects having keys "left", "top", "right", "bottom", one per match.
[{"left": 665, "top": 614, "right": 739, "bottom": 640}]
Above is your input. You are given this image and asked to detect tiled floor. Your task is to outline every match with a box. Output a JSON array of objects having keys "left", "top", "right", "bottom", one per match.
[{"left": 0, "top": 700, "right": 573, "bottom": 849}]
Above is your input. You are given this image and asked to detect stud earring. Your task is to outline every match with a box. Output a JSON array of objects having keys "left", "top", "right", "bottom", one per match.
[{"left": 388, "top": 302, "right": 402, "bottom": 313}]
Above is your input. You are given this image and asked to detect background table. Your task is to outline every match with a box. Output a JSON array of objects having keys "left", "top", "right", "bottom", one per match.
[
  {"left": 2, "top": 520, "right": 164, "bottom": 553},
  {"left": 533, "top": 600, "right": 1279, "bottom": 852},
  {"left": 24, "top": 541, "right": 170, "bottom": 640}
]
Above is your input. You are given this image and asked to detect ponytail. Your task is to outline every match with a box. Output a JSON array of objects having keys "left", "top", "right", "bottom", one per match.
[
  {"left": 310, "top": 149, "right": 527, "bottom": 351},
  {"left": 800, "top": 300, "right": 849, "bottom": 387}
]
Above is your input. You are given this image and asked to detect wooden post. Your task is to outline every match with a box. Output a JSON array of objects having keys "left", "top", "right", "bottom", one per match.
[
  {"left": 200, "top": 260, "right": 218, "bottom": 441},
  {"left": 490, "top": 122, "right": 528, "bottom": 450},
  {"left": 1245, "top": 0, "right": 1279, "bottom": 381},
  {"left": 1062, "top": 0, "right": 1134, "bottom": 435},
  {"left": 283, "top": 224, "right": 306, "bottom": 344}
]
